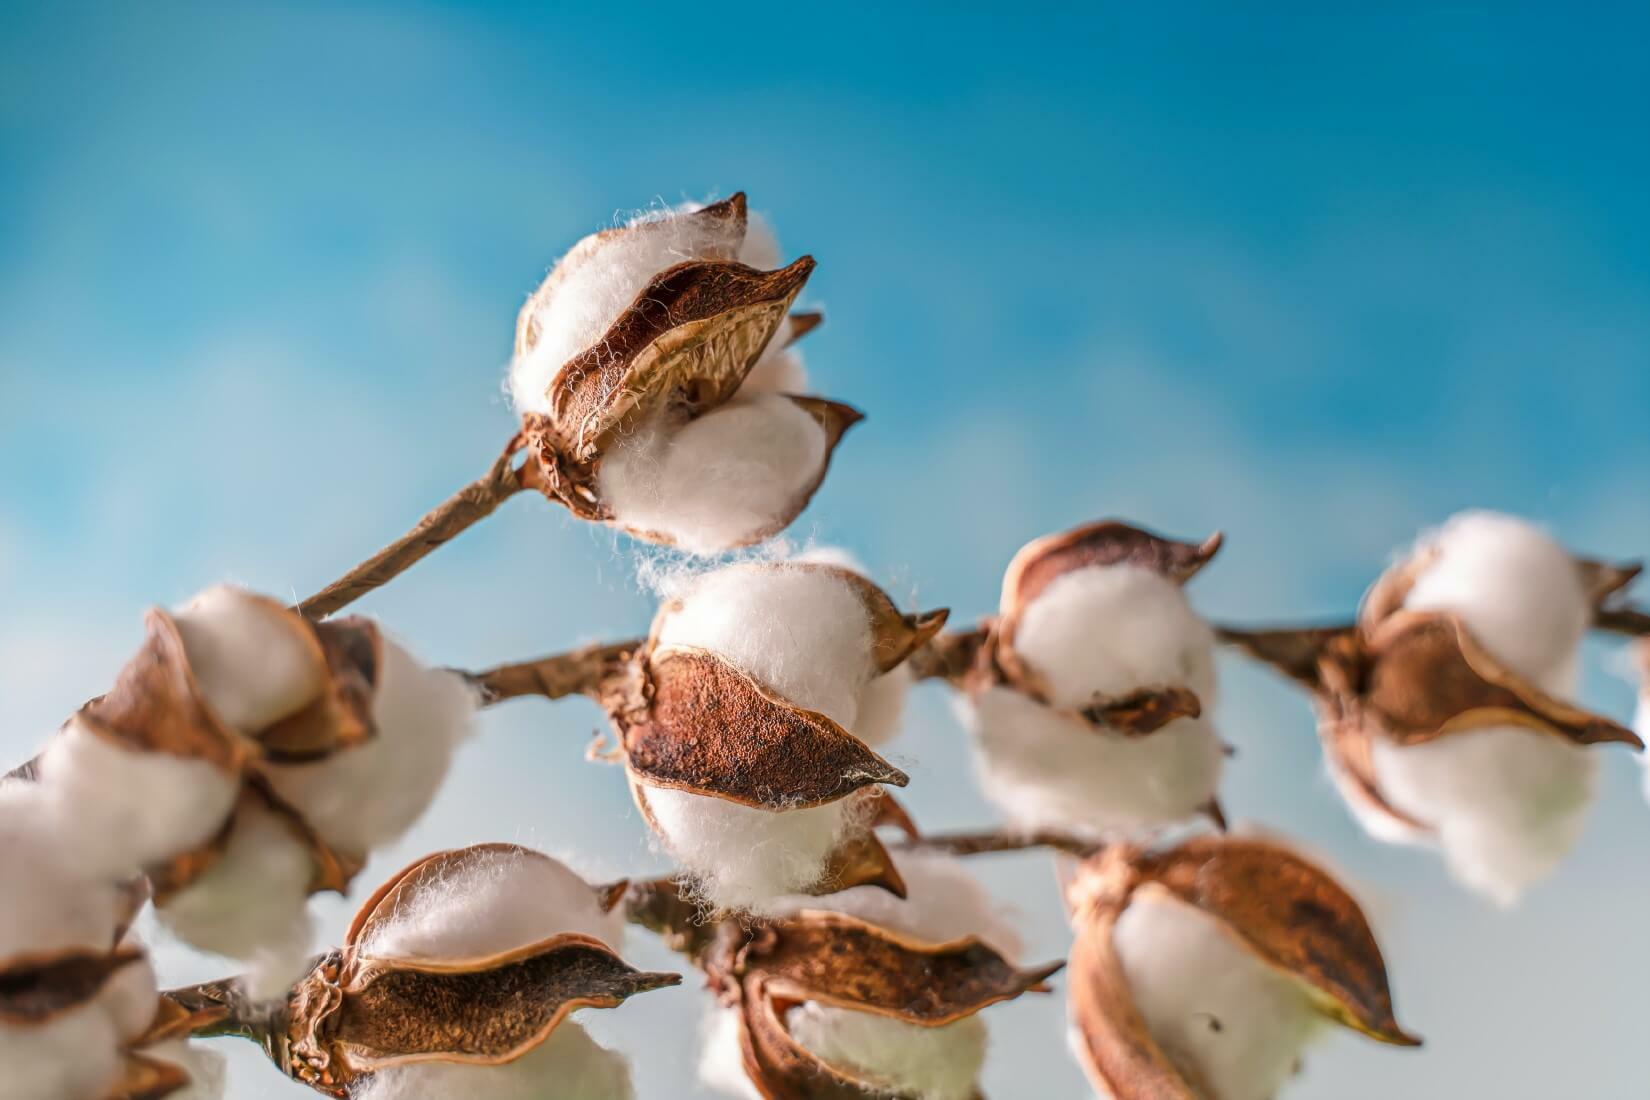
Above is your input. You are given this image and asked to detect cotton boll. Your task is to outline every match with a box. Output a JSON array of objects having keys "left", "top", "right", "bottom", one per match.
[
  {"left": 362, "top": 847, "right": 623, "bottom": 961},
  {"left": 597, "top": 396, "right": 829, "bottom": 555},
  {"left": 263, "top": 640, "right": 476, "bottom": 859},
  {"left": 699, "top": 1008, "right": 765, "bottom": 1100},
  {"left": 644, "top": 786, "right": 856, "bottom": 914},
  {"left": 1371, "top": 726, "right": 1595, "bottom": 906},
  {"left": 1012, "top": 564, "right": 1217, "bottom": 709},
  {"left": 147, "top": 1041, "right": 228, "bottom": 1100},
  {"left": 510, "top": 201, "right": 748, "bottom": 417},
  {"left": 786, "top": 1003, "right": 987, "bottom": 1100},
  {"left": 962, "top": 688, "right": 1224, "bottom": 836},
  {"left": 655, "top": 561, "right": 874, "bottom": 727},
  {"left": 172, "top": 584, "right": 324, "bottom": 732},
  {"left": 157, "top": 800, "right": 315, "bottom": 1000},
  {"left": 771, "top": 851, "right": 1022, "bottom": 960},
  {"left": 1399, "top": 512, "right": 1589, "bottom": 694},
  {"left": 1113, "top": 889, "right": 1322, "bottom": 1100},
  {"left": 34, "top": 716, "right": 239, "bottom": 879},
  {"left": 0, "top": 1000, "right": 125, "bottom": 1100},
  {"left": 353, "top": 1019, "right": 634, "bottom": 1100},
  {"left": 0, "top": 785, "right": 124, "bottom": 961}
]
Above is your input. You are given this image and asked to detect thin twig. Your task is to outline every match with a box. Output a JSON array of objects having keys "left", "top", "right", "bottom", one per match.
[
  {"left": 298, "top": 436, "right": 532, "bottom": 621},
  {"left": 463, "top": 639, "right": 642, "bottom": 706},
  {"left": 1595, "top": 604, "right": 1650, "bottom": 638},
  {"left": 905, "top": 626, "right": 990, "bottom": 685},
  {"left": 892, "top": 829, "right": 1099, "bottom": 859}
]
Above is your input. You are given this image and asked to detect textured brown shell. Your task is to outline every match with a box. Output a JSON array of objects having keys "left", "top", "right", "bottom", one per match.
[
  {"left": 621, "top": 647, "right": 908, "bottom": 809},
  {"left": 0, "top": 946, "right": 143, "bottom": 1026},
  {"left": 809, "top": 830, "right": 908, "bottom": 900},
  {"left": 540, "top": 255, "right": 815, "bottom": 464},
  {"left": 810, "top": 565, "right": 949, "bottom": 675},
  {"left": 257, "top": 616, "right": 381, "bottom": 761},
  {"left": 1079, "top": 685, "right": 1204, "bottom": 737}
]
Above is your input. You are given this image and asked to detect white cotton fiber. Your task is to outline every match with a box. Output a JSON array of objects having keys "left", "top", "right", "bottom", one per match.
[
  {"left": 962, "top": 687, "right": 1224, "bottom": 837},
  {"left": 157, "top": 799, "right": 315, "bottom": 1000},
  {"left": 509, "top": 200, "right": 751, "bottom": 417},
  {"left": 362, "top": 847, "right": 623, "bottom": 961},
  {"left": 786, "top": 1003, "right": 988, "bottom": 1100},
  {"left": 0, "top": 783, "right": 124, "bottom": 961},
  {"left": 173, "top": 584, "right": 324, "bottom": 733},
  {"left": 771, "top": 851, "right": 1023, "bottom": 960},
  {"left": 0, "top": 1000, "right": 125, "bottom": 1100},
  {"left": 1370, "top": 726, "right": 1595, "bottom": 906},
  {"left": 352, "top": 1019, "right": 635, "bottom": 1100},
  {"left": 147, "top": 1041, "right": 228, "bottom": 1100},
  {"left": 1114, "top": 889, "right": 1322, "bottom": 1100},
  {"left": 656, "top": 562, "right": 875, "bottom": 727},
  {"left": 264, "top": 639, "right": 476, "bottom": 860},
  {"left": 34, "top": 716, "right": 239, "bottom": 879},
  {"left": 644, "top": 787, "right": 859, "bottom": 914},
  {"left": 699, "top": 1008, "right": 765, "bottom": 1100},
  {"left": 853, "top": 665, "right": 912, "bottom": 748},
  {"left": 1011, "top": 564, "right": 1217, "bottom": 710},
  {"left": 100, "top": 942, "right": 160, "bottom": 1041},
  {"left": 1398, "top": 511, "right": 1589, "bottom": 694},
  {"left": 597, "top": 395, "right": 830, "bottom": 554}
]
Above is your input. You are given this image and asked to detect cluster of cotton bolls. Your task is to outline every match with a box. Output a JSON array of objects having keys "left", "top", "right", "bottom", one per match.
[
  {"left": 510, "top": 198, "right": 836, "bottom": 553},
  {"left": 962, "top": 540, "right": 1226, "bottom": 837},
  {"left": 1107, "top": 887, "right": 1323, "bottom": 1100},
  {"left": 636, "top": 556, "right": 915, "bottom": 913},
  {"left": 30, "top": 584, "right": 477, "bottom": 997},
  {"left": 348, "top": 846, "right": 636, "bottom": 1100},
  {"left": 0, "top": 782, "right": 222, "bottom": 1100},
  {"left": 1359, "top": 511, "right": 1599, "bottom": 905},
  {"left": 701, "top": 852, "right": 1021, "bottom": 1100}
]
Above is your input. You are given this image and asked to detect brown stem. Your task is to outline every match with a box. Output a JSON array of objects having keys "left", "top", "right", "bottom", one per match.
[
  {"left": 905, "top": 626, "right": 991, "bottom": 685},
  {"left": 1595, "top": 604, "right": 1650, "bottom": 637},
  {"left": 297, "top": 436, "right": 532, "bottom": 621},
  {"left": 152, "top": 975, "right": 297, "bottom": 1063},
  {"left": 892, "top": 829, "right": 1099, "bottom": 859},
  {"left": 464, "top": 639, "right": 642, "bottom": 706},
  {"left": 621, "top": 878, "right": 724, "bottom": 959}
]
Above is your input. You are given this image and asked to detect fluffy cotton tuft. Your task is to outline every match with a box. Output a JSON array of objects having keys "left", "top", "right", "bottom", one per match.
[
  {"left": 1398, "top": 511, "right": 1589, "bottom": 694},
  {"left": 1371, "top": 725, "right": 1595, "bottom": 906},
  {"left": 1114, "top": 889, "right": 1323, "bottom": 1100},
  {"left": 1012, "top": 564, "right": 1217, "bottom": 709},
  {"left": 597, "top": 396, "right": 829, "bottom": 554},
  {"left": 353, "top": 1019, "right": 634, "bottom": 1100},
  {"left": 509, "top": 200, "right": 753, "bottom": 417},
  {"left": 157, "top": 800, "right": 315, "bottom": 1000},
  {"left": 362, "top": 847, "right": 623, "bottom": 961},
  {"left": 786, "top": 1004, "right": 988, "bottom": 1100},
  {"left": 173, "top": 584, "right": 325, "bottom": 732},
  {"left": 0, "top": 1001, "right": 126, "bottom": 1100},
  {"left": 770, "top": 851, "right": 1022, "bottom": 959},
  {"left": 33, "top": 717, "right": 239, "bottom": 880},
  {"left": 699, "top": 1009, "right": 766, "bottom": 1100},
  {"left": 962, "top": 687, "right": 1224, "bottom": 836},
  {"left": 147, "top": 1041, "right": 228, "bottom": 1100},
  {"left": 0, "top": 783, "right": 126, "bottom": 962},
  {"left": 263, "top": 638, "right": 476, "bottom": 860},
  {"left": 644, "top": 788, "right": 860, "bottom": 914}
]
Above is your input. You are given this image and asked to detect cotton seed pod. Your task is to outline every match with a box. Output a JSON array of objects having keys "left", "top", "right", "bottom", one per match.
[
  {"left": 1225, "top": 512, "right": 1642, "bottom": 904},
  {"left": 956, "top": 520, "right": 1227, "bottom": 838},
  {"left": 510, "top": 193, "right": 860, "bottom": 552},
  {"left": 270, "top": 844, "right": 678, "bottom": 1098},
  {"left": 703, "top": 907, "right": 1061, "bottom": 1100},
  {"left": 607, "top": 562, "right": 946, "bottom": 913},
  {"left": 1066, "top": 836, "right": 1419, "bottom": 1100}
]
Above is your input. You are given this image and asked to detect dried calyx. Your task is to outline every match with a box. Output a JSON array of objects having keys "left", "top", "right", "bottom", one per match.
[
  {"left": 601, "top": 561, "right": 946, "bottom": 913},
  {"left": 1220, "top": 512, "right": 1642, "bottom": 904},
  {"left": 512, "top": 193, "right": 860, "bottom": 552},
  {"left": 1066, "top": 835, "right": 1419, "bottom": 1100},
  {"left": 949, "top": 520, "right": 1229, "bottom": 837},
  {"left": 28, "top": 585, "right": 476, "bottom": 992},
  {"left": 167, "top": 844, "right": 677, "bottom": 1099}
]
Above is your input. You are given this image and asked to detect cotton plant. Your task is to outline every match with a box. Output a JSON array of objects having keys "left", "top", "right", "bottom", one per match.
[
  {"left": 25, "top": 584, "right": 477, "bottom": 994},
  {"left": 1222, "top": 510, "right": 1644, "bottom": 905}
]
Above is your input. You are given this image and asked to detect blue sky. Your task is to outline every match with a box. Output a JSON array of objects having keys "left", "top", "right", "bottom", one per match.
[{"left": 2, "top": 3, "right": 1648, "bottom": 1097}]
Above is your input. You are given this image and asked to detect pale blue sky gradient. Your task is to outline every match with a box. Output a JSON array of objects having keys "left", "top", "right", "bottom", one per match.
[{"left": 2, "top": 4, "right": 1648, "bottom": 1097}]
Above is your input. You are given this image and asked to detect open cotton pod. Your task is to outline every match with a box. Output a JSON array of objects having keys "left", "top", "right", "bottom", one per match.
[
  {"left": 1066, "top": 835, "right": 1419, "bottom": 1100},
  {"left": 605, "top": 561, "right": 946, "bottom": 913},
  {"left": 511, "top": 192, "right": 859, "bottom": 551},
  {"left": 183, "top": 843, "right": 680, "bottom": 1098},
  {"left": 953, "top": 520, "right": 1228, "bottom": 837},
  {"left": 701, "top": 898, "right": 1060, "bottom": 1100},
  {"left": 1223, "top": 512, "right": 1643, "bottom": 904}
]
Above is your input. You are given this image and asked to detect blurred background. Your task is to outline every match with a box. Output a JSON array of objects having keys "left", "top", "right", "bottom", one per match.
[{"left": 3, "top": 3, "right": 1647, "bottom": 1097}]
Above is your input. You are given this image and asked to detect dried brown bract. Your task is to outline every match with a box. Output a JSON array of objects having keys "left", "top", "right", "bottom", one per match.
[{"left": 1066, "top": 836, "right": 1418, "bottom": 1100}]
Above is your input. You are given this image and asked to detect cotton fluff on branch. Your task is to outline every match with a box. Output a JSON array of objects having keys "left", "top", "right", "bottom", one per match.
[
  {"left": 146, "top": 1041, "right": 228, "bottom": 1100},
  {"left": 0, "top": 785, "right": 160, "bottom": 1100},
  {"left": 350, "top": 847, "right": 632, "bottom": 1099},
  {"left": 642, "top": 563, "right": 888, "bottom": 911},
  {"left": 1113, "top": 889, "right": 1323, "bottom": 1100},
  {"left": 1373, "top": 512, "right": 1596, "bottom": 904}
]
